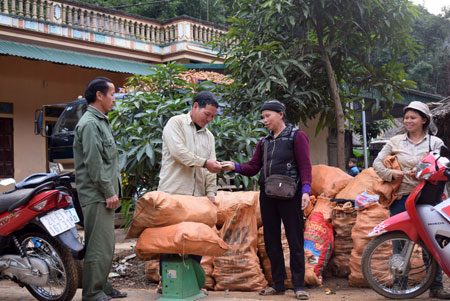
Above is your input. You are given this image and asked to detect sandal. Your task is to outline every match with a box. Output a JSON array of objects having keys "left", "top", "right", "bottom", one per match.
[
  {"left": 96, "top": 297, "right": 112, "bottom": 301},
  {"left": 108, "top": 288, "right": 127, "bottom": 299},
  {"left": 259, "top": 287, "right": 285, "bottom": 296},
  {"left": 295, "top": 290, "right": 309, "bottom": 300}
]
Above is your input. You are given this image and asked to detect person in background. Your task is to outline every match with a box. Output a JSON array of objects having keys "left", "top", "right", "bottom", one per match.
[
  {"left": 373, "top": 101, "right": 450, "bottom": 299},
  {"left": 222, "top": 100, "right": 311, "bottom": 300},
  {"left": 347, "top": 158, "right": 360, "bottom": 177},
  {"left": 156, "top": 90, "right": 222, "bottom": 294},
  {"left": 73, "top": 77, "right": 127, "bottom": 301}
]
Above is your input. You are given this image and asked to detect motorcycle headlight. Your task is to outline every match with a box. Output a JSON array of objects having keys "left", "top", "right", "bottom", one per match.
[{"left": 416, "top": 162, "right": 432, "bottom": 179}]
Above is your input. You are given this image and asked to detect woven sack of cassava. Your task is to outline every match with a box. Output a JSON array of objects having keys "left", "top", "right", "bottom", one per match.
[
  {"left": 212, "top": 193, "right": 267, "bottom": 291},
  {"left": 144, "top": 260, "right": 160, "bottom": 282},
  {"left": 304, "top": 211, "right": 334, "bottom": 285},
  {"left": 305, "top": 266, "right": 321, "bottom": 286},
  {"left": 257, "top": 226, "right": 293, "bottom": 289},
  {"left": 335, "top": 168, "right": 381, "bottom": 199},
  {"left": 216, "top": 191, "right": 259, "bottom": 228},
  {"left": 328, "top": 202, "right": 357, "bottom": 277},
  {"left": 201, "top": 256, "right": 215, "bottom": 290},
  {"left": 135, "top": 222, "right": 231, "bottom": 260},
  {"left": 348, "top": 202, "right": 390, "bottom": 287},
  {"left": 126, "top": 191, "right": 218, "bottom": 239},
  {"left": 372, "top": 156, "right": 402, "bottom": 208},
  {"left": 310, "top": 195, "right": 334, "bottom": 223},
  {"left": 311, "top": 165, "right": 352, "bottom": 198},
  {"left": 200, "top": 226, "right": 220, "bottom": 290},
  {"left": 257, "top": 227, "right": 272, "bottom": 284},
  {"left": 304, "top": 195, "right": 317, "bottom": 218},
  {"left": 255, "top": 193, "right": 263, "bottom": 228}
]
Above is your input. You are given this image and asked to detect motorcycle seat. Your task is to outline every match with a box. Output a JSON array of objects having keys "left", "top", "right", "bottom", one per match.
[
  {"left": 15, "top": 173, "right": 56, "bottom": 189},
  {"left": 0, "top": 188, "right": 36, "bottom": 214}
]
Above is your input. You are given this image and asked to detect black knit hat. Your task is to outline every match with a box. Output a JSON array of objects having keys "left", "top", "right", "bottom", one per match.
[{"left": 260, "top": 100, "right": 286, "bottom": 114}]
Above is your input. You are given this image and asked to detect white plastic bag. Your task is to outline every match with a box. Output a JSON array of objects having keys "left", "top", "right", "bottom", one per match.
[{"left": 355, "top": 190, "right": 379, "bottom": 210}]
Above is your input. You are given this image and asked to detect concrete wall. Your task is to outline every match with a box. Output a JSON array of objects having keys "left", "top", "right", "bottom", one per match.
[
  {"left": 299, "top": 117, "right": 328, "bottom": 166},
  {"left": 0, "top": 55, "right": 128, "bottom": 184}
]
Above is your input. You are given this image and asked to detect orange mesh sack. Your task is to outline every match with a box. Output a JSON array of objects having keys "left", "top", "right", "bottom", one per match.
[
  {"left": 255, "top": 192, "right": 263, "bottom": 228},
  {"left": 127, "top": 191, "right": 217, "bottom": 239},
  {"left": 216, "top": 191, "right": 259, "bottom": 228},
  {"left": 372, "top": 156, "right": 402, "bottom": 208},
  {"left": 305, "top": 266, "right": 321, "bottom": 286},
  {"left": 311, "top": 165, "right": 352, "bottom": 198},
  {"left": 213, "top": 193, "right": 267, "bottom": 291},
  {"left": 201, "top": 256, "right": 215, "bottom": 290},
  {"left": 335, "top": 168, "right": 381, "bottom": 199},
  {"left": 310, "top": 195, "right": 334, "bottom": 222},
  {"left": 145, "top": 260, "right": 160, "bottom": 282},
  {"left": 304, "top": 195, "right": 317, "bottom": 218},
  {"left": 135, "top": 222, "right": 231, "bottom": 260},
  {"left": 201, "top": 226, "right": 220, "bottom": 290},
  {"left": 257, "top": 226, "right": 293, "bottom": 289},
  {"left": 257, "top": 227, "right": 272, "bottom": 284},
  {"left": 328, "top": 202, "right": 357, "bottom": 277},
  {"left": 348, "top": 202, "right": 390, "bottom": 287}
]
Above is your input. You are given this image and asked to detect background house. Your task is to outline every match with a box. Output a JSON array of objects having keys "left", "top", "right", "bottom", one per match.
[{"left": 0, "top": 0, "right": 224, "bottom": 181}]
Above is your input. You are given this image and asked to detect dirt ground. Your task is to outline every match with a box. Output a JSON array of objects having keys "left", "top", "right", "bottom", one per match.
[
  {"left": 1, "top": 230, "right": 449, "bottom": 300},
  {"left": 107, "top": 247, "right": 450, "bottom": 301},
  {"left": 1, "top": 246, "right": 449, "bottom": 300}
]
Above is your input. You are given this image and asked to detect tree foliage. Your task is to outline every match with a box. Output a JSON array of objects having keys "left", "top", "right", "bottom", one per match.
[
  {"left": 350, "top": 119, "right": 393, "bottom": 145},
  {"left": 405, "top": 6, "right": 450, "bottom": 95},
  {"left": 214, "top": 0, "right": 418, "bottom": 169}
]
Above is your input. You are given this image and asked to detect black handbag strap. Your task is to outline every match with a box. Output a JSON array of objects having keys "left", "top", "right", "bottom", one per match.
[{"left": 264, "top": 138, "right": 268, "bottom": 180}]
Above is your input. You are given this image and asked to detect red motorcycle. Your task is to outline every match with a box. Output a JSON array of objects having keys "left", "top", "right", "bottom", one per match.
[
  {"left": 0, "top": 172, "right": 84, "bottom": 301},
  {"left": 362, "top": 146, "right": 450, "bottom": 299}
]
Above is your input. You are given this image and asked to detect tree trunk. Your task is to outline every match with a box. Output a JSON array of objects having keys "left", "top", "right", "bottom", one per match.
[{"left": 322, "top": 51, "right": 346, "bottom": 170}]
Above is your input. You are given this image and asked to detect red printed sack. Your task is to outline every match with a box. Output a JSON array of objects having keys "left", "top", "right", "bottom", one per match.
[{"left": 304, "top": 212, "right": 334, "bottom": 282}]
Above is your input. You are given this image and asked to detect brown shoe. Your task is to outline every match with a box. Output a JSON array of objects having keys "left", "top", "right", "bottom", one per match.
[{"left": 430, "top": 288, "right": 450, "bottom": 299}]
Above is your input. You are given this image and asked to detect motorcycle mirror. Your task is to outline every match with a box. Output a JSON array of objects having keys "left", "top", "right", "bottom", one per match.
[
  {"left": 440, "top": 145, "right": 450, "bottom": 159},
  {"left": 0, "top": 178, "right": 16, "bottom": 186}
]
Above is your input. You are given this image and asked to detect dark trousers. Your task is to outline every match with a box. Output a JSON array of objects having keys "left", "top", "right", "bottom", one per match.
[
  {"left": 260, "top": 188, "right": 305, "bottom": 289},
  {"left": 390, "top": 196, "right": 443, "bottom": 289}
]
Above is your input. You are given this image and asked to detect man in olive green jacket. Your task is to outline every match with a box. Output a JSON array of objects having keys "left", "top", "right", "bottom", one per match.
[{"left": 73, "top": 77, "right": 126, "bottom": 301}]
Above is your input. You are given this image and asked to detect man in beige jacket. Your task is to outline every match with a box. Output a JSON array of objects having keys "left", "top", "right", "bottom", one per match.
[
  {"left": 156, "top": 91, "right": 222, "bottom": 294},
  {"left": 158, "top": 90, "right": 222, "bottom": 201}
]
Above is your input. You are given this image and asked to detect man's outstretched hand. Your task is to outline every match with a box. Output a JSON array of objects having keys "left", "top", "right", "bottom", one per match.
[{"left": 205, "top": 159, "right": 222, "bottom": 173}]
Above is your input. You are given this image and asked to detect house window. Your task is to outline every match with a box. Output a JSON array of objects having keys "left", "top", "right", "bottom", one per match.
[{"left": 0, "top": 118, "right": 13, "bottom": 178}]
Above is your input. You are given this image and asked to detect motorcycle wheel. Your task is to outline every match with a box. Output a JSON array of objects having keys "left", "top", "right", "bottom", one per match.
[
  {"left": 362, "top": 231, "right": 437, "bottom": 299},
  {"left": 19, "top": 232, "right": 78, "bottom": 301}
]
